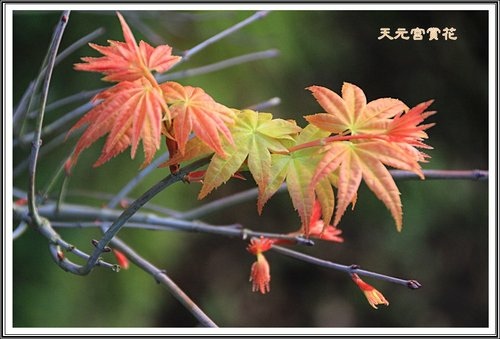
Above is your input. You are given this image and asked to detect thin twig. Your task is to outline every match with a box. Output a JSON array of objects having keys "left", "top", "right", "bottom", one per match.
[
  {"left": 246, "top": 97, "right": 281, "bottom": 111},
  {"left": 21, "top": 11, "right": 115, "bottom": 275},
  {"left": 13, "top": 221, "right": 29, "bottom": 240},
  {"left": 14, "top": 28, "right": 104, "bottom": 137},
  {"left": 390, "top": 169, "right": 488, "bottom": 181},
  {"left": 157, "top": 49, "right": 279, "bottom": 82},
  {"left": 14, "top": 202, "right": 314, "bottom": 246},
  {"left": 55, "top": 27, "right": 106, "bottom": 70},
  {"left": 178, "top": 10, "right": 270, "bottom": 64},
  {"left": 13, "top": 128, "right": 81, "bottom": 178},
  {"left": 176, "top": 169, "right": 488, "bottom": 220},
  {"left": 14, "top": 207, "right": 116, "bottom": 272},
  {"left": 178, "top": 185, "right": 286, "bottom": 220},
  {"left": 66, "top": 189, "right": 182, "bottom": 217},
  {"left": 15, "top": 101, "right": 95, "bottom": 147},
  {"left": 79, "top": 157, "right": 212, "bottom": 275},
  {"left": 107, "top": 152, "right": 171, "bottom": 209},
  {"left": 271, "top": 245, "right": 422, "bottom": 290},
  {"left": 27, "top": 89, "right": 101, "bottom": 119},
  {"left": 28, "top": 10, "right": 70, "bottom": 227},
  {"left": 109, "top": 237, "right": 218, "bottom": 327},
  {"left": 13, "top": 81, "right": 36, "bottom": 135}
]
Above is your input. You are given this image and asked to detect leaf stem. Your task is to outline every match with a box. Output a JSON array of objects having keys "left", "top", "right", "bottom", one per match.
[{"left": 284, "top": 133, "right": 386, "bottom": 154}]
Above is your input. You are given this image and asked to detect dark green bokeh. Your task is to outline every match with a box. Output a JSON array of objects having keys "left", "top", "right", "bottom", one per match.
[{"left": 13, "top": 10, "right": 489, "bottom": 327}]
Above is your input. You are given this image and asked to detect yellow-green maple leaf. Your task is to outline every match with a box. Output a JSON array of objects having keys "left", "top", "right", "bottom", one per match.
[
  {"left": 198, "top": 109, "right": 301, "bottom": 199},
  {"left": 258, "top": 124, "right": 334, "bottom": 232}
]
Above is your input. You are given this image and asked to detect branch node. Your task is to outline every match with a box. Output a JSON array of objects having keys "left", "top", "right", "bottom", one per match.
[
  {"left": 349, "top": 264, "right": 360, "bottom": 271},
  {"left": 154, "top": 269, "right": 167, "bottom": 283}
]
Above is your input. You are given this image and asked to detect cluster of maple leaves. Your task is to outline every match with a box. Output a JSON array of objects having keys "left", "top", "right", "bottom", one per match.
[{"left": 67, "top": 13, "right": 435, "bottom": 308}]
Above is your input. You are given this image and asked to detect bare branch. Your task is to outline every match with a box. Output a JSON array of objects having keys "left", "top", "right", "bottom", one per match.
[
  {"left": 14, "top": 202, "right": 314, "bottom": 246},
  {"left": 246, "top": 97, "right": 281, "bottom": 111},
  {"left": 157, "top": 49, "right": 279, "bottom": 82},
  {"left": 79, "top": 157, "right": 212, "bottom": 275},
  {"left": 271, "top": 245, "right": 421, "bottom": 290},
  {"left": 177, "top": 169, "right": 489, "bottom": 220},
  {"left": 28, "top": 10, "right": 70, "bottom": 227},
  {"left": 179, "top": 11, "right": 270, "bottom": 64},
  {"left": 107, "top": 152, "right": 171, "bottom": 209},
  {"left": 15, "top": 101, "right": 95, "bottom": 147},
  {"left": 109, "top": 237, "right": 218, "bottom": 327},
  {"left": 390, "top": 169, "right": 488, "bottom": 181},
  {"left": 14, "top": 28, "right": 104, "bottom": 136}
]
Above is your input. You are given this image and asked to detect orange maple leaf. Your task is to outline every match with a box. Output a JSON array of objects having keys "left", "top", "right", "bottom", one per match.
[
  {"left": 66, "top": 78, "right": 168, "bottom": 169},
  {"left": 305, "top": 83, "right": 435, "bottom": 231},
  {"left": 67, "top": 12, "right": 183, "bottom": 170},
  {"left": 74, "top": 12, "right": 181, "bottom": 82},
  {"left": 160, "top": 81, "right": 235, "bottom": 157}
]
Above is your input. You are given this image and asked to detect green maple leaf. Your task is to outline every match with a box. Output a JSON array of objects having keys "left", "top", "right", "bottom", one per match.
[
  {"left": 198, "top": 109, "right": 301, "bottom": 199},
  {"left": 257, "top": 124, "right": 333, "bottom": 231}
]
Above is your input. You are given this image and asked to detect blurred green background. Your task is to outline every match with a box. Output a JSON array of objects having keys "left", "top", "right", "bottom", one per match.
[{"left": 12, "top": 9, "right": 489, "bottom": 328}]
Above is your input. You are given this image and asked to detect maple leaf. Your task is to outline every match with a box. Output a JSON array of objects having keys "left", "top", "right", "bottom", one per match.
[
  {"left": 198, "top": 109, "right": 301, "bottom": 199},
  {"left": 74, "top": 12, "right": 181, "bottom": 82},
  {"left": 257, "top": 124, "right": 333, "bottom": 232},
  {"left": 160, "top": 81, "right": 235, "bottom": 157},
  {"left": 66, "top": 78, "right": 168, "bottom": 169},
  {"left": 305, "top": 83, "right": 435, "bottom": 231}
]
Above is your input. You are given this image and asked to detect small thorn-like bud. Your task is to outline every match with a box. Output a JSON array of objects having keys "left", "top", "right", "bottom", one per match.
[
  {"left": 119, "top": 199, "right": 130, "bottom": 209},
  {"left": 91, "top": 239, "right": 99, "bottom": 247},
  {"left": 56, "top": 250, "right": 65, "bottom": 261},
  {"left": 350, "top": 264, "right": 360, "bottom": 270},
  {"left": 113, "top": 249, "right": 129, "bottom": 270},
  {"left": 103, "top": 246, "right": 112, "bottom": 253}
]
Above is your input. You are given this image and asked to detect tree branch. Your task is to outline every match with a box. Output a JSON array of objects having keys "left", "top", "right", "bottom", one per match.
[
  {"left": 14, "top": 202, "right": 314, "bottom": 246},
  {"left": 271, "top": 245, "right": 422, "bottom": 290},
  {"left": 390, "top": 169, "right": 488, "bottom": 181},
  {"left": 158, "top": 49, "right": 279, "bottom": 82},
  {"left": 28, "top": 10, "right": 70, "bottom": 227},
  {"left": 179, "top": 10, "right": 270, "bottom": 64},
  {"left": 78, "top": 157, "right": 212, "bottom": 275},
  {"left": 109, "top": 237, "right": 218, "bottom": 327}
]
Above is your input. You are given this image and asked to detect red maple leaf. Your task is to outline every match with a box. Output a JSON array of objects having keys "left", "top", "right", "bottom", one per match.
[
  {"left": 67, "top": 79, "right": 168, "bottom": 169},
  {"left": 74, "top": 12, "right": 180, "bottom": 82}
]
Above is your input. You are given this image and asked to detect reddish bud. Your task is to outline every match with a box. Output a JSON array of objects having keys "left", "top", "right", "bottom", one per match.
[
  {"left": 113, "top": 249, "right": 129, "bottom": 270},
  {"left": 14, "top": 198, "right": 28, "bottom": 206}
]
